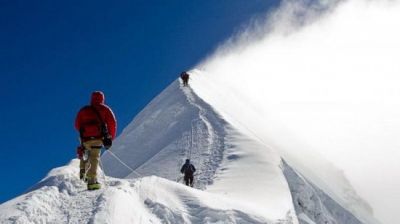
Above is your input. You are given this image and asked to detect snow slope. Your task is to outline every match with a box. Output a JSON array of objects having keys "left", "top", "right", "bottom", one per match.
[
  {"left": 102, "top": 80, "right": 297, "bottom": 222},
  {"left": 1, "top": 0, "right": 397, "bottom": 223},
  {"left": 0, "top": 160, "right": 273, "bottom": 224},
  {"left": 101, "top": 80, "right": 228, "bottom": 190},
  {"left": 101, "top": 80, "right": 364, "bottom": 223},
  {"left": 0, "top": 80, "right": 367, "bottom": 223}
]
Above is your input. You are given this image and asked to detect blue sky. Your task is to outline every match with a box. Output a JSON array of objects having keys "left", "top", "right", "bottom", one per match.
[{"left": 0, "top": 0, "right": 278, "bottom": 202}]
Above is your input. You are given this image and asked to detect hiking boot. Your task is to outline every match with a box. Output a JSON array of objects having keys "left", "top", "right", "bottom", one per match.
[{"left": 87, "top": 182, "right": 101, "bottom": 191}]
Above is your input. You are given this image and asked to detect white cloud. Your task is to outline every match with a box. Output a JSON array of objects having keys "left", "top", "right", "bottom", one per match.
[{"left": 193, "top": 0, "right": 400, "bottom": 223}]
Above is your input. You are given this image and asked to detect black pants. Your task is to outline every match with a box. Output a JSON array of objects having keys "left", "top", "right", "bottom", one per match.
[{"left": 184, "top": 175, "right": 194, "bottom": 186}]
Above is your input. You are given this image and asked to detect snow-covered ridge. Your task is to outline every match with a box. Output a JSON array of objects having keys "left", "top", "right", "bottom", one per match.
[
  {"left": 1, "top": 0, "right": 397, "bottom": 222},
  {"left": 101, "top": 80, "right": 365, "bottom": 223},
  {"left": 0, "top": 80, "right": 370, "bottom": 223},
  {"left": 101, "top": 81, "right": 228, "bottom": 190},
  {"left": 0, "top": 160, "right": 274, "bottom": 224},
  {"left": 101, "top": 81, "right": 297, "bottom": 221}
]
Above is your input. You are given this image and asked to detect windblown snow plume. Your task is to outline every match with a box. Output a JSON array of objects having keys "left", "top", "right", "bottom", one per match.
[
  {"left": 1, "top": 1, "right": 398, "bottom": 223},
  {"left": 191, "top": 0, "right": 400, "bottom": 223}
]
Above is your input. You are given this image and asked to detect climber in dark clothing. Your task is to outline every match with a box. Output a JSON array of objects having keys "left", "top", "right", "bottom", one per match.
[
  {"left": 180, "top": 71, "right": 190, "bottom": 86},
  {"left": 180, "top": 159, "right": 196, "bottom": 187}
]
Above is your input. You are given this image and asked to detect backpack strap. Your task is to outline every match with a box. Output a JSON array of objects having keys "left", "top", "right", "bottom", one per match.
[{"left": 89, "top": 105, "right": 109, "bottom": 137}]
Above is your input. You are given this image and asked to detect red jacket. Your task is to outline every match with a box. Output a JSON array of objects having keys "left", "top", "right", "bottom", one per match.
[{"left": 75, "top": 91, "right": 117, "bottom": 140}]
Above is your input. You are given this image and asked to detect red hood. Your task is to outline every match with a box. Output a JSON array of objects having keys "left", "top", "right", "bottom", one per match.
[{"left": 91, "top": 91, "right": 105, "bottom": 105}]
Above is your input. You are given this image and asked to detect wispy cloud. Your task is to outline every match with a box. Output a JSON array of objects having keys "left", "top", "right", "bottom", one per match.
[{"left": 193, "top": 0, "right": 400, "bottom": 223}]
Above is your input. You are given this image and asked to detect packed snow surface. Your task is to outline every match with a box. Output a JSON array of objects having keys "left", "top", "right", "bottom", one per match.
[
  {"left": 102, "top": 81, "right": 363, "bottom": 223},
  {"left": 102, "top": 81, "right": 297, "bottom": 222},
  {"left": 0, "top": 160, "right": 273, "bottom": 224}
]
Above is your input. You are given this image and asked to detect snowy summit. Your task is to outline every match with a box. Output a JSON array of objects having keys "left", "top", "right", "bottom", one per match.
[
  {"left": 0, "top": 80, "right": 377, "bottom": 223},
  {"left": 1, "top": 0, "right": 399, "bottom": 223}
]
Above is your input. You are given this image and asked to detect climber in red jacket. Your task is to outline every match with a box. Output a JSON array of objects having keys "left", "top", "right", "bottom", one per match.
[{"left": 75, "top": 91, "right": 117, "bottom": 190}]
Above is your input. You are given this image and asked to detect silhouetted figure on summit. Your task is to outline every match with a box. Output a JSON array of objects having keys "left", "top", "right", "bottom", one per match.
[{"left": 180, "top": 71, "right": 190, "bottom": 86}]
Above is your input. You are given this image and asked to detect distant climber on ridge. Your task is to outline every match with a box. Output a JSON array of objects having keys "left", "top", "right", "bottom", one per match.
[
  {"left": 180, "top": 71, "right": 190, "bottom": 86},
  {"left": 75, "top": 91, "right": 117, "bottom": 190},
  {"left": 180, "top": 159, "right": 196, "bottom": 187}
]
